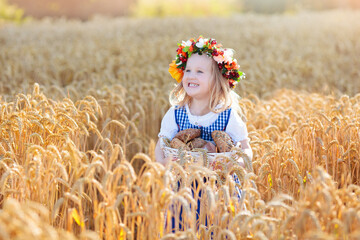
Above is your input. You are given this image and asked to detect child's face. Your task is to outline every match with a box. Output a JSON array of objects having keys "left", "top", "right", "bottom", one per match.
[{"left": 182, "top": 54, "right": 213, "bottom": 102}]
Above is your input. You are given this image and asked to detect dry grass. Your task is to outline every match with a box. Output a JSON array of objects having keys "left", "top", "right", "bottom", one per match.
[{"left": 0, "top": 10, "right": 360, "bottom": 239}]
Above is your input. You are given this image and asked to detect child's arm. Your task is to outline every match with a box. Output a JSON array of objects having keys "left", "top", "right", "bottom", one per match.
[
  {"left": 230, "top": 139, "right": 252, "bottom": 169},
  {"left": 155, "top": 138, "right": 168, "bottom": 166},
  {"left": 239, "top": 139, "right": 253, "bottom": 161},
  {"left": 156, "top": 107, "right": 178, "bottom": 165},
  {"left": 226, "top": 108, "right": 252, "bottom": 167}
]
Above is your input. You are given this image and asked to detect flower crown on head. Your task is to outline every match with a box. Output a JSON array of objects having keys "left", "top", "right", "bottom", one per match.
[{"left": 168, "top": 36, "right": 245, "bottom": 89}]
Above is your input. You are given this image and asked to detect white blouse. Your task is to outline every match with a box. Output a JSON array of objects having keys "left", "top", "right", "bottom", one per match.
[{"left": 158, "top": 104, "right": 249, "bottom": 143}]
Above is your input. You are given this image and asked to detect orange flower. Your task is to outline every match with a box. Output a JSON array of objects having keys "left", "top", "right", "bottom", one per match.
[
  {"left": 177, "top": 47, "right": 184, "bottom": 55},
  {"left": 189, "top": 45, "right": 193, "bottom": 53},
  {"left": 225, "top": 63, "right": 232, "bottom": 70},
  {"left": 169, "top": 60, "right": 183, "bottom": 83},
  {"left": 225, "top": 62, "right": 238, "bottom": 70}
]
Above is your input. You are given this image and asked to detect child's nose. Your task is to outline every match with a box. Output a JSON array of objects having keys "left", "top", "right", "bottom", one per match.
[{"left": 188, "top": 72, "right": 196, "bottom": 79}]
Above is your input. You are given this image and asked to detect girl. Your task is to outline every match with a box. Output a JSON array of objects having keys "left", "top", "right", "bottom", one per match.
[
  {"left": 155, "top": 36, "right": 253, "bottom": 232},
  {"left": 155, "top": 36, "right": 252, "bottom": 165}
]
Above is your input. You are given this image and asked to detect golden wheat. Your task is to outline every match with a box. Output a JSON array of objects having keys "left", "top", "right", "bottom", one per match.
[{"left": 1, "top": 10, "right": 360, "bottom": 239}]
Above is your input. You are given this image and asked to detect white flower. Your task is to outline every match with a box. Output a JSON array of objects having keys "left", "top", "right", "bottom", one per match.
[
  {"left": 195, "top": 38, "right": 205, "bottom": 48},
  {"left": 223, "top": 49, "right": 234, "bottom": 64},
  {"left": 182, "top": 40, "right": 192, "bottom": 47}
]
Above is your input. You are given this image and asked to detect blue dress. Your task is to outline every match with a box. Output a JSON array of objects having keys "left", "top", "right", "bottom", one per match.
[
  {"left": 175, "top": 106, "right": 231, "bottom": 142},
  {"left": 168, "top": 106, "right": 243, "bottom": 231}
]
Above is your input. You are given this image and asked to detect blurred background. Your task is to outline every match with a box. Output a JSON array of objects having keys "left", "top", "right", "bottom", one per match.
[{"left": 1, "top": 0, "right": 360, "bottom": 22}]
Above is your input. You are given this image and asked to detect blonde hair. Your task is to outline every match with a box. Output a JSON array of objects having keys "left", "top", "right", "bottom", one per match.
[{"left": 169, "top": 56, "right": 239, "bottom": 114}]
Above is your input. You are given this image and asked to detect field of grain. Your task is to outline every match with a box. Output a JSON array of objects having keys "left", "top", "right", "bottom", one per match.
[{"left": 0, "top": 10, "right": 360, "bottom": 239}]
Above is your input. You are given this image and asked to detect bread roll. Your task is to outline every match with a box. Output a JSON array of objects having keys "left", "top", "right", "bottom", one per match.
[
  {"left": 187, "top": 137, "right": 207, "bottom": 149},
  {"left": 174, "top": 128, "right": 201, "bottom": 143},
  {"left": 211, "top": 131, "right": 234, "bottom": 153},
  {"left": 170, "top": 137, "right": 190, "bottom": 150}
]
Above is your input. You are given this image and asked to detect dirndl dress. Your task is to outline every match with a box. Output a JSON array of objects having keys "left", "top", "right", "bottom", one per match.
[{"left": 165, "top": 106, "right": 244, "bottom": 232}]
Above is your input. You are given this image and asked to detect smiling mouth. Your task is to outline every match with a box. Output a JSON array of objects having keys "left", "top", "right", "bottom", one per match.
[{"left": 188, "top": 83, "right": 199, "bottom": 87}]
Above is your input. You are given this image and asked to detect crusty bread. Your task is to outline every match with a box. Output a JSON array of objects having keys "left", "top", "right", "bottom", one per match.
[
  {"left": 187, "top": 137, "right": 207, "bottom": 149},
  {"left": 211, "top": 131, "right": 234, "bottom": 153},
  {"left": 203, "top": 141, "right": 216, "bottom": 153},
  {"left": 174, "top": 128, "right": 201, "bottom": 143},
  {"left": 170, "top": 137, "right": 190, "bottom": 150},
  {"left": 170, "top": 130, "right": 235, "bottom": 153}
]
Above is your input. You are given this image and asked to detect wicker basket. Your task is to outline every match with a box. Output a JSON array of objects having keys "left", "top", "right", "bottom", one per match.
[{"left": 160, "top": 137, "right": 244, "bottom": 170}]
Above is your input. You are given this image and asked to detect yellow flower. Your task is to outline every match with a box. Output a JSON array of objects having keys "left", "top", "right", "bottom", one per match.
[{"left": 168, "top": 60, "right": 183, "bottom": 83}]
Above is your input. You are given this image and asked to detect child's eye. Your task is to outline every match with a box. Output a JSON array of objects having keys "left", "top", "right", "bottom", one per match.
[
  {"left": 197, "top": 70, "right": 203, "bottom": 73},
  {"left": 185, "top": 69, "right": 190, "bottom": 72}
]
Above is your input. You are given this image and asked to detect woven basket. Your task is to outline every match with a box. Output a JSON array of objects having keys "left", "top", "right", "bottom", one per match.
[{"left": 160, "top": 137, "right": 244, "bottom": 170}]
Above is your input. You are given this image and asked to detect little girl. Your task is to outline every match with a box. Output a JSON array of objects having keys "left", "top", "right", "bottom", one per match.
[
  {"left": 155, "top": 36, "right": 252, "bottom": 165},
  {"left": 155, "top": 36, "right": 253, "bottom": 232}
]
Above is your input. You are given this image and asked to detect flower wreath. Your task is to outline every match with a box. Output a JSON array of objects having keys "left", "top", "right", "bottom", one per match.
[{"left": 168, "top": 36, "right": 245, "bottom": 89}]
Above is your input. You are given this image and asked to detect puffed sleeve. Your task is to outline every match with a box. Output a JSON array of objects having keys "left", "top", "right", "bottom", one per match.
[
  {"left": 158, "top": 106, "right": 178, "bottom": 140},
  {"left": 226, "top": 109, "right": 249, "bottom": 143}
]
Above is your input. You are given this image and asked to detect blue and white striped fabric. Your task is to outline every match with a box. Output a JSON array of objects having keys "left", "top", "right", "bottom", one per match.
[{"left": 174, "top": 106, "right": 231, "bottom": 142}]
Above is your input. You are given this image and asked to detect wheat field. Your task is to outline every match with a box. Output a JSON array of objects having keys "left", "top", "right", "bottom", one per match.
[{"left": 0, "top": 10, "right": 360, "bottom": 239}]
